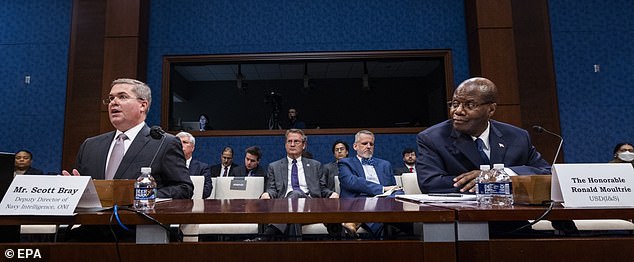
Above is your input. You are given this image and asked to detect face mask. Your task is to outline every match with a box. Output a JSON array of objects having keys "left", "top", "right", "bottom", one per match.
[{"left": 617, "top": 151, "right": 634, "bottom": 162}]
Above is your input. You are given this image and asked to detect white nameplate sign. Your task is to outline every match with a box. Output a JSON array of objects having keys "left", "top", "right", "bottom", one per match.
[
  {"left": 0, "top": 175, "right": 102, "bottom": 216},
  {"left": 552, "top": 163, "right": 634, "bottom": 207}
]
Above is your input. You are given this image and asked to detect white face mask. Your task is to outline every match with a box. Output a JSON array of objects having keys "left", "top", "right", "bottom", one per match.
[{"left": 617, "top": 151, "right": 634, "bottom": 162}]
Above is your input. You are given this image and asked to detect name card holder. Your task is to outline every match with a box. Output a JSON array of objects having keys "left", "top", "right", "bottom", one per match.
[{"left": 551, "top": 163, "right": 634, "bottom": 207}]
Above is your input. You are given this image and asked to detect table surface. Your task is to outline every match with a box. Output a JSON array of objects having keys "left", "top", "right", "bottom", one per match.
[{"left": 0, "top": 198, "right": 455, "bottom": 225}]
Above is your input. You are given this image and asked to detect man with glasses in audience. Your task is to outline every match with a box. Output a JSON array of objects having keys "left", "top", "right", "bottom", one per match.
[{"left": 250, "top": 129, "right": 339, "bottom": 241}]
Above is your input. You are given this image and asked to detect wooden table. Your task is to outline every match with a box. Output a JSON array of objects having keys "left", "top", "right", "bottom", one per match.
[
  {"left": 0, "top": 198, "right": 456, "bottom": 262},
  {"left": 432, "top": 202, "right": 634, "bottom": 262}
]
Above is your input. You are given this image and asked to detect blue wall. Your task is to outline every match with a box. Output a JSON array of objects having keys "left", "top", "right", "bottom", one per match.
[
  {"left": 0, "top": 0, "right": 71, "bottom": 173},
  {"left": 146, "top": 0, "right": 469, "bottom": 167},
  {"left": 549, "top": 0, "right": 634, "bottom": 163},
  {"left": 2, "top": 0, "right": 630, "bottom": 172}
]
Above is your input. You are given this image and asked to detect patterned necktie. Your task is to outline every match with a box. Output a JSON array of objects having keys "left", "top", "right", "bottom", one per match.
[
  {"left": 361, "top": 158, "right": 376, "bottom": 166},
  {"left": 409, "top": 167, "right": 414, "bottom": 173},
  {"left": 223, "top": 166, "right": 228, "bottom": 177},
  {"left": 105, "top": 133, "right": 127, "bottom": 180},
  {"left": 291, "top": 159, "right": 300, "bottom": 190},
  {"left": 475, "top": 138, "right": 490, "bottom": 165}
]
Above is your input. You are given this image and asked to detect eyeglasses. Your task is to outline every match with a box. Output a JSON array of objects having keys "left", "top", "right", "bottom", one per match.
[
  {"left": 447, "top": 100, "right": 493, "bottom": 111},
  {"left": 102, "top": 94, "right": 145, "bottom": 105},
  {"left": 286, "top": 139, "right": 304, "bottom": 145}
]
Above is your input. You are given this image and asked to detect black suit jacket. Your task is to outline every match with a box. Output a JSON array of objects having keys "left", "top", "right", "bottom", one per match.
[
  {"left": 189, "top": 159, "right": 212, "bottom": 199},
  {"left": 210, "top": 163, "right": 238, "bottom": 177},
  {"left": 24, "top": 167, "right": 44, "bottom": 175},
  {"left": 74, "top": 124, "right": 193, "bottom": 199},
  {"left": 393, "top": 163, "right": 413, "bottom": 176},
  {"left": 232, "top": 165, "right": 266, "bottom": 177}
]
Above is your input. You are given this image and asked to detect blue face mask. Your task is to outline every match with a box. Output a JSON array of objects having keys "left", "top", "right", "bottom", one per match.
[{"left": 617, "top": 151, "right": 634, "bottom": 162}]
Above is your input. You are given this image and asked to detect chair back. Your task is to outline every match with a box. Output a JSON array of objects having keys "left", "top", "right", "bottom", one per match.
[
  {"left": 214, "top": 176, "right": 264, "bottom": 199},
  {"left": 401, "top": 173, "right": 422, "bottom": 194}
]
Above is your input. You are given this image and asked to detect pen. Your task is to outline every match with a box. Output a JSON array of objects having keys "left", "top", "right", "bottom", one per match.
[{"left": 427, "top": 193, "right": 463, "bottom": 197}]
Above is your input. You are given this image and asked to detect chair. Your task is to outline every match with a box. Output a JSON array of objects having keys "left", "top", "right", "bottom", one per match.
[
  {"left": 394, "top": 175, "right": 403, "bottom": 187},
  {"left": 181, "top": 176, "right": 207, "bottom": 242},
  {"left": 208, "top": 177, "right": 217, "bottom": 199},
  {"left": 334, "top": 175, "right": 340, "bottom": 194},
  {"left": 189, "top": 176, "right": 205, "bottom": 199},
  {"left": 198, "top": 177, "right": 264, "bottom": 240},
  {"left": 401, "top": 173, "right": 421, "bottom": 194}
]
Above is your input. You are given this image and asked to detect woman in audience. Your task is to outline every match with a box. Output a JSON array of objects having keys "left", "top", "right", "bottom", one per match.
[
  {"left": 14, "top": 149, "right": 44, "bottom": 176},
  {"left": 609, "top": 142, "right": 634, "bottom": 166}
]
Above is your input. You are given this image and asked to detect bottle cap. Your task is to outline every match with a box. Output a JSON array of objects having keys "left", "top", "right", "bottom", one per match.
[
  {"left": 141, "top": 167, "right": 152, "bottom": 174},
  {"left": 493, "top": 163, "right": 505, "bottom": 169},
  {"left": 479, "top": 165, "right": 490, "bottom": 170}
]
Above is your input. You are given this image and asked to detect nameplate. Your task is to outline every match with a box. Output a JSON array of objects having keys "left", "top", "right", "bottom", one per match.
[
  {"left": 551, "top": 163, "right": 634, "bottom": 207},
  {"left": 0, "top": 175, "right": 102, "bottom": 216},
  {"left": 230, "top": 177, "right": 247, "bottom": 190}
]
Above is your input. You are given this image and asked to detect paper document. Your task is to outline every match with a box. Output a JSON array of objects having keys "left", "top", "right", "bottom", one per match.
[
  {"left": 375, "top": 187, "right": 402, "bottom": 198},
  {"left": 396, "top": 194, "right": 476, "bottom": 203}
]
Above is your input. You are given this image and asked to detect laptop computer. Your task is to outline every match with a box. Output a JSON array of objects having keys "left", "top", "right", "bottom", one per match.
[{"left": 0, "top": 152, "right": 15, "bottom": 200}]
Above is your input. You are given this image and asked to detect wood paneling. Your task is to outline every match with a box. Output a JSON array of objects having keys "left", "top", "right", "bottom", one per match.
[
  {"left": 63, "top": 0, "right": 149, "bottom": 169},
  {"left": 62, "top": 0, "right": 107, "bottom": 171}
]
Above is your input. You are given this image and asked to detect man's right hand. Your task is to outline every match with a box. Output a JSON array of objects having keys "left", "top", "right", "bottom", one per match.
[
  {"left": 61, "top": 169, "right": 81, "bottom": 176},
  {"left": 260, "top": 192, "right": 271, "bottom": 199},
  {"left": 453, "top": 170, "right": 480, "bottom": 193}
]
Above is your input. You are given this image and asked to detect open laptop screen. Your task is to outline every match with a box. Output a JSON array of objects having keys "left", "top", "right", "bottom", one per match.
[{"left": 0, "top": 152, "right": 15, "bottom": 200}]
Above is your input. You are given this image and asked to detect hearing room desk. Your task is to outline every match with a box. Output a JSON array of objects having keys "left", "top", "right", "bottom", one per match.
[
  {"left": 0, "top": 198, "right": 456, "bottom": 262},
  {"left": 429, "top": 202, "right": 634, "bottom": 262}
]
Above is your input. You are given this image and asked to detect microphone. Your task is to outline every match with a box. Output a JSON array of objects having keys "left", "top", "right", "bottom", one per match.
[
  {"left": 148, "top": 126, "right": 166, "bottom": 169},
  {"left": 532, "top": 125, "right": 563, "bottom": 165}
]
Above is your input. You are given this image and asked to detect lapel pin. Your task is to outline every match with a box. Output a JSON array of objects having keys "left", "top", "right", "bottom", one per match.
[{"left": 499, "top": 143, "right": 505, "bottom": 148}]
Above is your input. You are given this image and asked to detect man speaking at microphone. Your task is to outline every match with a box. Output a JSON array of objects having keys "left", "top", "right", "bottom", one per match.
[
  {"left": 416, "top": 77, "right": 550, "bottom": 194},
  {"left": 62, "top": 78, "right": 193, "bottom": 199}
]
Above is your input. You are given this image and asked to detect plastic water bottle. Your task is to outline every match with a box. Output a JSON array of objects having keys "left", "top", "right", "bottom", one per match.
[
  {"left": 475, "top": 165, "right": 492, "bottom": 206},
  {"left": 490, "top": 164, "right": 514, "bottom": 206},
  {"left": 134, "top": 167, "right": 157, "bottom": 210}
]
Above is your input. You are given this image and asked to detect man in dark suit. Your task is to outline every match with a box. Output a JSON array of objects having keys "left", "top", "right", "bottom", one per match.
[
  {"left": 176, "top": 131, "right": 212, "bottom": 198},
  {"left": 61, "top": 78, "right": 193, "bottom": 242},
  {"left": 393, "top": 147, "right": 416, "bottom": 175},
  {"left": 253, "top": 129, "right": 338, "bottom": 240},
  {"left": 233, "top": 146, "right": 266, "bottom": 177},
  {"left": 210, "top": 146, "right": 238, "bottom": 177},
  {"left": 63, "top": 78, "right": 193, "bottom": 199},
  {"left": 416, "top": 77, "right": 550, "bottom": 194},
  {"left": 338, "top": 130, "right": 402, "bottom": 237},
  {"left": 322, "top": 140, "right": 350, "bottom": 191}
]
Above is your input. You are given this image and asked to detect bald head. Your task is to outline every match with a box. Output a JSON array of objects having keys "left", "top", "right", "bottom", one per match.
[{"left": 455, "top": 77, "right": 498, "bottom": 104}]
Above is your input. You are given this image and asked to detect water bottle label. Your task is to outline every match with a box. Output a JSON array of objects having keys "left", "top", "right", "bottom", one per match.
[
  {"left": 477, "top": 182, "right": 512, "bottom": 195},
  {"left": 134, "top": 187, "right": 157, "bottom": 200}
]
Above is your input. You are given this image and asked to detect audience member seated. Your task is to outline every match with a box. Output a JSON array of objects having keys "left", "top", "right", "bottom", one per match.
[
  {"left": 286, "top": 108, "right": 306, "bottom": 129},
  {"left": 177, "top": 131, "right": 213, "bottom": 198},
  {"left": 14, "top": 149, "right": 44, "bottom": 176},
  {"left": 248, "top": 129, "right": 339, "bottom": 241},
  {"left": 609, "top": 142, "right": 634, "bottom": 167},
  {"left": 210, "top": 146, "right": 238, "bottom": 177},
  {"left": 323, "top": 140, "right": 350, "bottom": 191},
  {"left": 233, "top": 146, "right": 266, "bottom": 177},
  {"left": 198, "top": 113, "right": 212, "bottom": 131},
  {"left": 393, "top": 147, "right": 416, "bottom": 175},
  {"left": 338, "top": 130, "right": 403, "bottom": 238}
]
